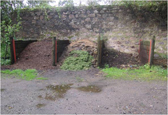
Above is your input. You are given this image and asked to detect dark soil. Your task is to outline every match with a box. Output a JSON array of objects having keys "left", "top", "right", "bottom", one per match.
[
  {"left": 101, "top": 48, "right": 141, "bottom": 68},
  {"left": 2, "top": 38, "right": 57, "bottom": 70},
  {"left": 1, "top": 39, "right": 165, "bottom": 70}
]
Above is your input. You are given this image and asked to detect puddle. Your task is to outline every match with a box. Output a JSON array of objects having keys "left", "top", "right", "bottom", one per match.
[
  {"left": 45, "top": 84, "right": 73, "bottom": 101},
  {"left": 38, "top": 95, "right": 43, "bottom": 98},
  {"left": 36, "top": 103, "right": 46, "bottom": 108},
  {"left": 1, "top": 89, "right": 6, "bottom": 92},
  {"left": 77, "top": 85, "right": 101, "bottom": 93}
]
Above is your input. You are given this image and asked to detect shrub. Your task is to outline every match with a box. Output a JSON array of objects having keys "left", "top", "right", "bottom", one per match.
[{"left": 61, "top": 50, "right": 93, "bottom": 70}]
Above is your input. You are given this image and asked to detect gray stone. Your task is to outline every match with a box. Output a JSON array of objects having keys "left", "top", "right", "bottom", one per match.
[
  {"left": 50, "top": 13, "right": 54, "bottom": 15},
  {"left": 85, "top": 18, "right": 91, "bottom": 22},
  {"left": 102, "top": 14, "right": 107, "bottom": 18},
  {"left": 35, "top": 12, "right": 41, "bottom": 16},
  {"left": 87, "top": 10, "right": 90, "bottom": 14},
  {"left": 108, "top": 22, "right": 114, "bottom": 26},
  {"left": 40, "top": 16, "right": 43, "bottom": 20},
  {"left": 154, "top": 54, "right": 160, "bottom": 58},
  {"left": 79, "top": 14, "right": 86, "bottom": 18},
  {"left": 30, "top": 12, "right": 35, "bottom": 16},
  {"left": 85, "top": 24, "right": 91, "bottom": 29},
  {"left": 62, "top": 14, "right": 66, "bottom": 18},
  {"left": 89, "top": 14, "right": 95, "bottom": 18},
  {"left": 100, "top": 10, "right": 104, "bottom": 13},
  {"left": 111, "top": 37, "right": 117, "bottom": 40},
  {"left": 163, "top": 37, "right": 167, "bottom": 40},
  {"left": 32, "top": 20, "right": 36, "bottom": 24},
  {"left": 69, "top": 14, "right": 74, "bottom": 19},
  {"left": 125, "top": 41, "right": 130, "bottom": 44},
  {"left": 75, "top": 14, "right": 78, "bottom": 18},
  {"left": 103, "top": 8, "right": 107, "bottom": 11},
  {"left": 71, "top": 36, "right": 78, "bottom": 40},
  {"left": 94, "top": 10, "right": 98, "bottom": 14},
  {"left": 159, "top": 42, "right": 164, "bottom": 45}
]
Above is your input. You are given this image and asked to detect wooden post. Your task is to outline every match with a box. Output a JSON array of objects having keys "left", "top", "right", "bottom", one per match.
[
  {"left": 97, "top": 34, "right": 102, "bottom": 67},
  {"left": 10, "top": 37, "right": 16, "bottom": 64},
  {"left": 53, "top": 37, "right": 57, "bottom": 66},
  {"left": 148, "top": 37, "right": 155, "bottom": 66},
  {"left": 138, "top": 39, "right": 142, "bottom": 53},
  {"left": 10, "top": 37, "right": 14, "bottom": 64}
]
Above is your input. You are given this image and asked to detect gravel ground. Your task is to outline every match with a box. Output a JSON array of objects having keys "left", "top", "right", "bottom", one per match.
[{"left": 1, "top": 68, "right": 167, "bottom": 114}]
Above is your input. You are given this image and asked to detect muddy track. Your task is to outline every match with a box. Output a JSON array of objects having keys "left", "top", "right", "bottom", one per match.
[{"left": 1, "top": 68, "right": 167, "bottom": 114}]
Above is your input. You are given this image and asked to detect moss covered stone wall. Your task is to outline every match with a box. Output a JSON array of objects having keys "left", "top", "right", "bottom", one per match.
[{"left": 14, "top": 5, "right": 167, "bottom": 57}]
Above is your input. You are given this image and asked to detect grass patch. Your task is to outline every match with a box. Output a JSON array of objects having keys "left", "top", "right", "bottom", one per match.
[
  {"left": 102, "top": 65, "right": 167, "bottom": 81},
  {"left": 1, "top": 69, "right": 47, "bottom": 81},
  {"left": 61, "top": 50, "right": 93, "bottom": 70},
  {"left": 36, "top": 77, "right": 48, "bottom": 80}
]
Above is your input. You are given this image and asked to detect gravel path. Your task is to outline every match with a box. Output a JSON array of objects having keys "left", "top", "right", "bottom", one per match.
[{"left": 1, "top": 68, "right": 167, "bottom": 114}]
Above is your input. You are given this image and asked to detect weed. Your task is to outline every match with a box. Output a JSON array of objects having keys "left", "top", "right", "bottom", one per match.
[
  {"left": 0, "top": 69, "right": 46, "bottom": 81},
  {"left": 102, "top": 65, "right": 167, "bottom": 81},
  {"left": 61, "top": 50, "right": 93, "bottom": 70},
  {"left": 76, "top": 76, "right": 84, "bottom": 82},
  {"left": 104, "top": 64, "right": 109, "bottom": 68},
  {"left": 36, "top": 77, "right": 48, "bottom": 80}
]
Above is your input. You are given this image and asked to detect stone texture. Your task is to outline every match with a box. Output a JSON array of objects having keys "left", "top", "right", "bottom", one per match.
[{"left": 13, "top": 6, "right": 167, "bottom": 55}]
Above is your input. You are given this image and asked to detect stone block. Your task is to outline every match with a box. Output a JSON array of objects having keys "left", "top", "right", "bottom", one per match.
[
  {"left": 69, "top": 14, "right": 74, "bottom": 19},
  {"left": 85, "top": 24, "right": 91, "bottom": 29},
  {"left": 62, "top": 14, "right": 66, "bottom": 19},
  {"left": 85, "top": 18, "right": 91, "bottom": 22},
  {"left": 108, "top": 22, "right": 114, "bottom": 26},
  {"left": 94, "top": 10, "right": 98, "bottom": 14},
  {"left": 40, "top": 16, "right": 43, "bottom": 20},
  {"left": 100, "top": 10, "right": 104, "bottom": 13},
  {"left": 89, "top": 14, "right": 95, "bottom": 18},
  {"left": 79, "top": 14, "right": 86, "bottom": 18},
  {"left": 75, "top": 14, "right": 78, "bottom": 18},
  {"left": 35, "top": 12, "right": 41, "bottom": 16}
]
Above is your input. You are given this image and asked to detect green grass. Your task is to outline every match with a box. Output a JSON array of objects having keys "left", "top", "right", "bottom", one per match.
[
  {"left": 61, "top": 50, "right": 93, "bottom": 71},
  {"left": 1, "top": 69, "right": 47, "bottom": 81},
  {"left": 36, "top": 77, "right": 48, "bottom": 80},
  {"left": 102, "top": 65, "right": 167, "bottom": 81}
]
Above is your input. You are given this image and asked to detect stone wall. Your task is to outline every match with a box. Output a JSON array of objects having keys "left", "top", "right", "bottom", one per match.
[{"left": 14, "top": 5, "right": 167, "bottom": 57}]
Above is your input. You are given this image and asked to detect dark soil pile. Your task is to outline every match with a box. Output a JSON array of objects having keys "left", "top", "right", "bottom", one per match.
[
  {"left": 102, "top": 49, "right": 141, "bottom": 68},
  {"left": 2, "top": 38, "right": 142, "bottom": 70},
  {"left": 153, "top": 59, "right": 167, "bottom": 68},
  {"left": 2, "top": 39, "right": 57, "bottom": 70}
]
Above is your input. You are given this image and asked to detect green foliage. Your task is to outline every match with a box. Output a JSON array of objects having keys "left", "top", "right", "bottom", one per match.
[
  {"left": 1, "top": 69, "right": 40, "bottom": 81},
  {"left": 143, "top": 64, "right": 150, "bottom": 70},
  {"left": 36, "top": 77, "right": 48, "bottom": 80},
  {"left": 76, "top": 76, "right": 84, "bottom": 82},
  {"left": 1, "top": 59, "right": 11, "bottom": 65},
  {"left": 1, "top": 0, "right": 22, "bottom": 65},
  {"left": 61, "top": 50, "right": 93, "bottom": 70},
  {"left": 104, "top": 64, "right": 109, "bottom": 68},
  {"left": 102, "top": 65, "right": 167, "bottom": 81},
  {"left": 59, "top": 0, "right": 74, "bottom": 7},
  {"left": 87, "top": 0, "right": 100, "bottom": 6}
]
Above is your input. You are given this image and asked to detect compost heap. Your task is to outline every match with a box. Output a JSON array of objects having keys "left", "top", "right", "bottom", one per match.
[
  {"left": 2, "top": 39, "right": 98, "bottom": 70},
  {"left": 58, "top": 39, "right": 98, "bottom": 69},
  {"left": 2, "top": 38, "right": 56, "bottom": 70}
]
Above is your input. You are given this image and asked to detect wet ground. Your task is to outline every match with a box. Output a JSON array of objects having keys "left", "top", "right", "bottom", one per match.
[{"left": 1, "top": 68, "right": 167, "bottom": 114}]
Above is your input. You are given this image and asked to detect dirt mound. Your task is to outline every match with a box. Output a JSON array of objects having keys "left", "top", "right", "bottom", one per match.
[
  {"left": 2, "top": 39, "right": 57, "bottom": 70},
  {"left": 1, "top": 38, "right": 141, "bottom": 70},
  {"left": 58, "top": 39, "right": 98, "bottom": 67},
  {"left": 102, "top": 49, "right": 141, "bottom": 68}
]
